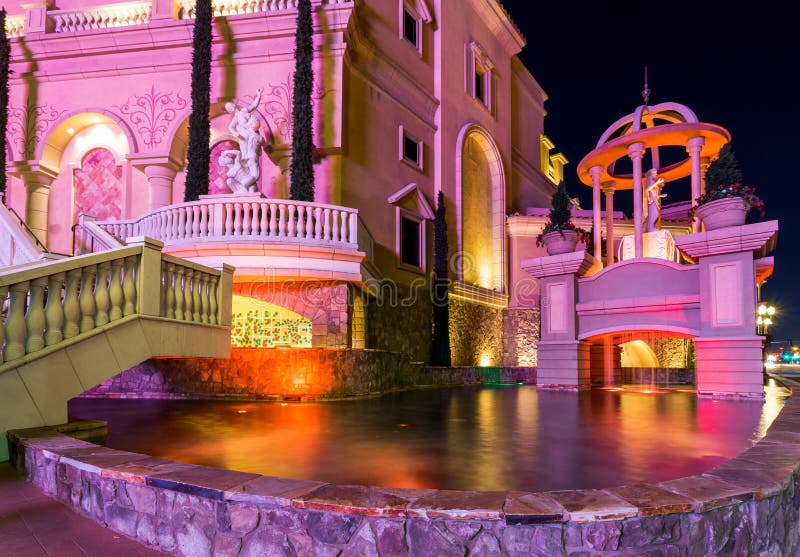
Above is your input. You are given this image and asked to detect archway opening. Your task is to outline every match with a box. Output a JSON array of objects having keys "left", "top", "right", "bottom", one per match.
[{"left": 231, "top": 295, "right": 312, "bottom": 348}]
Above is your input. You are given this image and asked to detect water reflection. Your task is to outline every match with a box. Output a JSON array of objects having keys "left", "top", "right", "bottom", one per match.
[{"left": 69, "top": 385, "right": 785, "bottom": 492}]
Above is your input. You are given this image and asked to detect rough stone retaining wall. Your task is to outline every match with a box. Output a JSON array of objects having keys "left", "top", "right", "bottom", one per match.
[
  {"left": 81, "top": 348, "right": 536, "bottom": 400},
  {"left": 11, "top": 379, "right": 800, "bottom": 556},
  {"left": 622, "top": 367, "right": 695, "bottom": 386}
]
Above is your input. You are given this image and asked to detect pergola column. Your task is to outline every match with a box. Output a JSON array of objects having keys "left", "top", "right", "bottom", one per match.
[
  {"left": 627, "top": 142, "right": 645, "bottom": 258},
  {"left": 686, "top": 136, "right": 706, "bottom": 233},
  {"left": 589, "top": 165, "right": 603, "bottom": 264},
  {"left": 602, "top": 182, "right": 616, "bottom": 265}
]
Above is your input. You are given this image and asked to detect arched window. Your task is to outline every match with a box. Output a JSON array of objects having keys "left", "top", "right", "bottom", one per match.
[{"left": 73, "top": 148, "right": 123, "bottom": 224}]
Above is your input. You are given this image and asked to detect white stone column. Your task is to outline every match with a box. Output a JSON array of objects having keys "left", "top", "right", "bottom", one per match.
[
  {"left": 628, "top": 142, "right": 645, "bottom": 258},
  {"left": 10, "top": 162, "right": 59, "bottom": 249},
  {"left": 602, "top": 182, "right": 616, "bottom": 265},
  {"left": 145, "top": 165, "right": 179, "bottom": 210},
  {"left": 589, "top": 165, "right": 603, "bottom": 265},
  {"left": 687, "top": 137, "right": 705, "bottom": 233}
]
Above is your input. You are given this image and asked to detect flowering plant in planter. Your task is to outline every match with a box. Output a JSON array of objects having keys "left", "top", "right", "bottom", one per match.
[
  {"left": 689, "top": 142, "right": 765, "bottom": 220},
  {"left": 688, "top": 183, "right": 765, "bottom": 220},
  {"left": 536, "top": 181, "right": 589, "bottom": 248}
]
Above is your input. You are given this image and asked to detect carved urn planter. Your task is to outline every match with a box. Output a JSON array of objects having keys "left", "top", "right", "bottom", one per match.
[
  {"left": 694, "top": 197, "right": 748, "bottom": 231},
  {"left": 542, "top": 230, "right": 579, "bottom": 255}
]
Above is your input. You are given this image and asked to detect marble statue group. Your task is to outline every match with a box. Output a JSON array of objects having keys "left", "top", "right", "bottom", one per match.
[{"left": 219, "top": 89, "right": 265, "bottom": 193}]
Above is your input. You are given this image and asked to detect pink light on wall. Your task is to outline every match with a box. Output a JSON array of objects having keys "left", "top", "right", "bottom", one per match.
[
  {"left": 73, "top": 148, "right": 122, "bottom": 224},
  {"left": 209, "top": 140, "right": 238, "bottom": 195}
]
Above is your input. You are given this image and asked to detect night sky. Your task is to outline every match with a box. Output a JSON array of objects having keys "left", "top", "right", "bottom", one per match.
[{"left": 501, "top": 0, "right": 799, "bottom": 343}]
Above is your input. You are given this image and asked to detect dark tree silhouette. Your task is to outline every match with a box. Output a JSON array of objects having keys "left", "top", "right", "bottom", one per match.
[
  {"left": 549, "top": 180, "right": 572, "bottom": 228},
  {"left": 431, "top": 190, "right": 451, "bottom": 366},
  {"left": 0, "top": 9, "right": 10, "bottom": 199},
  {"left": 289, "top": 0, "right": 315, "bottom": 201},
  {"left": 705, "top": 142, "right": 743, "bottom": 189},
  {"left": 184, "top": 0, "right": 213, "bottom": 202}
]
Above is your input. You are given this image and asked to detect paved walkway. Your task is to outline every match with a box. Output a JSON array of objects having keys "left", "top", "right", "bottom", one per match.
[{"left": 0, "top": 463, "right": 160, "bottom": 556}]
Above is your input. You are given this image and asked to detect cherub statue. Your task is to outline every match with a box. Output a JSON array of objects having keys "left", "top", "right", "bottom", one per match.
[{"left": 643, "top": 168, "right": 666, "bottom": 233}]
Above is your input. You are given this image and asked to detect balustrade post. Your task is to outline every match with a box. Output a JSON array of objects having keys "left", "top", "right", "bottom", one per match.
[
  {"left": 233, "top": 203, "right": 243, "bottom": 235},
  {"left": 349, "top": 212, "right": 358, "bottom": 245},
  {"left": 79, "top": 265, "right": 97, "bottom": 333},
  {"left": 164, "top": 263, "right": 176, "bottom": 319},
  {"left": 269, "top": 203, "right": 278, "bottom": 236},
  {"left": 242, "top": 203, "right": 251, "bottom": 236},
  {"left": 44, "top": 273, "right": 67, "bottom": 346},
  {"left": 63, "top": 270, "right": 81, "bottom": 339},
  {"left": 192, "top": 205, "right": 201, "bottom": 238},
  {"left": 223, "top": 203, "right": 233, "bottom": 236},
  {"left": 314, "top": 207, "right": 323, "bottom": 239},
  {"left": 278, "top": 204, "right": 287, "bottom": 236},
  {"left": 122, "top": 256, "right": 138, "bottom": 317},
  {"left": 200, "top": 274, "right": 210, "bottom": 323},
  {"left": 174, "top": 267, "right": 185, "bottom": 321},
  {"left": 95, "top": 261, "right": 111, "bottom": 326},
  {"left": 287, "top": 204, "right": 296, "bottom": 237},
  {"left": 200, "top": 204, "right": 209, "bottom": 237},
  {"left": 184, "top": 269, "right": 195, "bottom": 322},
  {"left": 128, "top": 236, "right": 165, "bottom": 317},
  {"left": 212, "top": 264, "right": 235, "bottom": 327},
  {"left": 192, "top": 271, "right": 202, "bottom": 322},
  {"left": 109, "top": 259, "right": 124, "bottom": 321},
  {"left": 3, "top": 282, "right": 29, "bottom": 361},
  {"left": 340, "top": 211, "right": 347, "bottom": 243},
  {"left": 297, "top": 206, "right": 306, "bottom": 239},
  {"left": 259, "top": 202, "right": 268, "bottom": 236},
  {"left": 25, "top": 278, "right": 47, "bottom": 353},
  {"left": 331, "top": 211, "right": 340, "bottom": 242},
  {"left": 323, "top": 208, "right": 331, "bottom": 240},
  {"left": 0, "top": 286, "right": 8, "bottom": 360},
  {"left": 208, "top": 275, "right": 218, "bottom": 325}
]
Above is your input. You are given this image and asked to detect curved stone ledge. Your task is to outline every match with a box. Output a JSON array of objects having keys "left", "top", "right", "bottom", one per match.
[{"left": 10, "top": 381, "right": 800, "bottom": 555}]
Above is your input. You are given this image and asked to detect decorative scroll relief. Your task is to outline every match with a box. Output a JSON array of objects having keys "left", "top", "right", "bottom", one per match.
[
  {"left": 178, "top": 0, "right": 351, "bottom": 19},
  {"left": 51, "top": 1, "right": 151, "bottom": 33},
  {"left": 260, "top": 73, "right": 331, "bottom": 143},
  {"left": 4, "top": 15, "right": 24, "bottom": 37},
  {"left": 117, "top": 85, "right": 188, "bottom": 149},
  {"left": 711, "top": 262, "right": 742, "bottom": 327},
  {"left": 7, "top": 103, "right": 66, "bottom": 159}
]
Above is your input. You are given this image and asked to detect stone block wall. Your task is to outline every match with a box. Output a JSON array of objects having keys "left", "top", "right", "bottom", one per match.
[
  {"left": 647, "top": 337, "right": 693, "bottom": 368},
  {"left": 80, "top": 350, "right": 536, "bottom": 401},
  {"left": 366, "top": 285, "right": 431, "bottom": 363},
  {"left": 449, "top": 298, "right": 504, "bottom": 367},
  {"left": 502, "top": 307, "right": 540, "bottom": 367}
]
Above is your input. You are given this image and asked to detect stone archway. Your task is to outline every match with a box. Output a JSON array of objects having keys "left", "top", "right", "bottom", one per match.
[{"left": 455, "top": 124, "right": 505, "bottom": 291}]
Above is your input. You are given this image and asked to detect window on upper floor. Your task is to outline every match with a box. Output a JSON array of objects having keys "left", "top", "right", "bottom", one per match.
[
  {"left": 467, "top": 41, "right": 494, "bottom": 113},
  {"left": 400, "top": 213, "right": 423, "bottom": 269},
  {"left": 387, "top": 183, "right": 435, "bottom": 274},
  {"left": 399, "top": 126, "right": 423, "bottom": 171},
  {"left": 399, "top": 0, "right": 434, "bottom": 56}
]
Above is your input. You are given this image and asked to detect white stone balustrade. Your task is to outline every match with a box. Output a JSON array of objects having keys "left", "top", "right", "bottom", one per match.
[
  {"left": 177, "top": 0, "right": 349, "bottom": 19},
  {"left": 50, "top": 1, "right": 151, "bottom": 33},
  {"left": 91, "top": 196, "right": 360, "bottom": 250},
  {"left": 0, "top": 238, "right": 231, "bottom": 364}
]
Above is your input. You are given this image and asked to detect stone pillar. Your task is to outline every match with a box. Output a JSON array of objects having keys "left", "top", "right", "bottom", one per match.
[
  {"left": 589, "top": 165, "right": 603, "bottom": 264},
  {"left": 127, "top": 155, "right": 183, "bottom": 211},
  {"left": 675, "top": 220, "right": 779, "bottom": 397},
  {"left": 602, "top": 182, "right": 616, "bottom": 265},
  {"left": 145, "top": 165, "right": 179, "bottom": 210},
  {"left": 686, "top": 137, "right": 706, "bottom": 233},
  {"left": 150, "top": 0, "right": 177, "bottom": 19},
  {"left": 522, "top": 251, "right": 601, "bottom": 390},
  {"left": 628, "top": 142, "right": 645, "bottom": 258},
  {"left": 10, "top": 162, "right": 59, "bottom": 249},
  {"left": 700, "top": 156, "right": 711, "bottom": 196}
]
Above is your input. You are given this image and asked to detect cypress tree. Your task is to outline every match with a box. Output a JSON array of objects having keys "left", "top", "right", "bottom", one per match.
[
  {"left": 289, "top": 0, "right": 315, "bottom": 202},
  {"left": 0, "top": 9, "right": 10, "bottom": 199},
  {"left": 430, "top": 190, "right": 451, "bottom": 366},
  {"left": 184, "top": 0, "right": 213, "bottom": 202},
  {"left": 549, "top": 180, "right": 572, "bottom": 228},
  {"left": 705, "top": 142, "right": 743, "bottom": 189}
]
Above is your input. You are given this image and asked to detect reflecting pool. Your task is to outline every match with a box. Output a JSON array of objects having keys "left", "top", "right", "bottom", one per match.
[{"left": 69, "top": 384, "right": 786, "bottom": 492}]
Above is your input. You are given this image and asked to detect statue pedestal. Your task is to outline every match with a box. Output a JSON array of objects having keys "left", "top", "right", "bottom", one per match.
[{"left": 620, "top": 229, "right": 677, "bottom": 261}]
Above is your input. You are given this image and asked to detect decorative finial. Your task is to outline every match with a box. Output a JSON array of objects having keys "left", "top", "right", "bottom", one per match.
[{"left": 642, "top": 66, "right": 651, "bottom": 105}]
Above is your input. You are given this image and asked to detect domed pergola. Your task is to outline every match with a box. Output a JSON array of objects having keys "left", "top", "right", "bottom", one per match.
[{"left": 576, "top": 101, "right": 730, "bottom": 263}]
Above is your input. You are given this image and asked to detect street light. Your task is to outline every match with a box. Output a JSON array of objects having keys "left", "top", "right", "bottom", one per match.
[{"left": 757, "top": 304, "right": 776, "bottom": 335}]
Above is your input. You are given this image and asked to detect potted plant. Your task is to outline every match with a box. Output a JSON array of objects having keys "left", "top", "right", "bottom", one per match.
[
  {"left": 537, "top": 181, "right": 589, "bottom": 255},
  {"left": 690, "top": 143, "right": 765, "bottom": 230}
]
